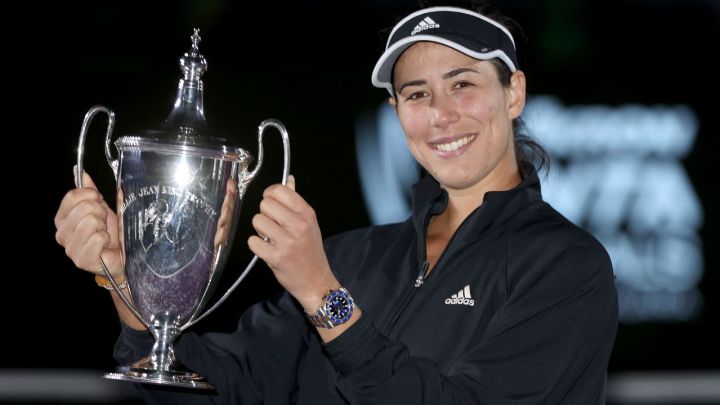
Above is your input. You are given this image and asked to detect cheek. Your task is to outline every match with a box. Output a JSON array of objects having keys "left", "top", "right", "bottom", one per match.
[
  {"left": 398, "top": 109, "right": 426, "bottom": 142},
  {"left": 397, "top": 112, "right": 429, "bottom": 164},
  {"left": 463, "top": 97, "right": 499, "bottom": 122},
  {"left": 461, "top": 88, "right": 508, "bottom": 119}
]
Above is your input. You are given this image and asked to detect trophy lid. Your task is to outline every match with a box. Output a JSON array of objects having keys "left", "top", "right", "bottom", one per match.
[{"left": 116, "top": 29, "right": 248, "bottom": 162}]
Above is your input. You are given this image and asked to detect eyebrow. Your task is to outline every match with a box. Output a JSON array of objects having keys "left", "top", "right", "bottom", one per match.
[
  {"left": 442, "top": 67, "right": 479, "bottom": 79},
  {"left": 397, "top": 68, "right": 480, "bottom": 94},
  {"left": 398, "top": 80, "right": 426, "bottom": 94}
]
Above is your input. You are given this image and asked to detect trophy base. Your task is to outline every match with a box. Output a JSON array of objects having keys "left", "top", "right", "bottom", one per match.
[{"left": 104, "top": 359, "right": 215, "bottom": 390}]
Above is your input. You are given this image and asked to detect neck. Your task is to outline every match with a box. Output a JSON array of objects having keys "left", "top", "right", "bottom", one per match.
[{"left": 438, "top": 166, "right": 522, "bottom": 232}]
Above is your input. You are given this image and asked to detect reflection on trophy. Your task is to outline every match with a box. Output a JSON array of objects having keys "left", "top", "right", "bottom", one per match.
[{"left": 75, "top": 29, "right": 290, "bottom": 389}]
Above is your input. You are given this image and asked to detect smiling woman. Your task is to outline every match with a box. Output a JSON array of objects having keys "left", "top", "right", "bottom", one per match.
[{"left": 54, "top": 1, "right": 618, "bottom": 403}]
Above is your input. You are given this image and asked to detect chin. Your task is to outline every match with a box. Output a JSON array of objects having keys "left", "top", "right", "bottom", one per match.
[
  {"left": 433, "top": 172, "right": 480, "bottom": 191},
  {"left": 442, "top": 180, "right": 477, "bottom": 191}
]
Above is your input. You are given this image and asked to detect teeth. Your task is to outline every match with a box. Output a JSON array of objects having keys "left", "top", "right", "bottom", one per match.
[{"left": 435, "top": 135, "right": 475, "bottom": 152}]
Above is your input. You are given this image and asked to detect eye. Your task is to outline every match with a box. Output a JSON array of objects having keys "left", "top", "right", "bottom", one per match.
[
  {"left": 453, "top": 80, "right": 473, "bottom": 89},
  {"left": 406, "top": 91, "right": 428, "bottom": 101}
]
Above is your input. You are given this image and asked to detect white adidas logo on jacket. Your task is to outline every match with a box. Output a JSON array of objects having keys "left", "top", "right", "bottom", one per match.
[{"left": 445, "top": 285, "right": 475, "bottom": 306}]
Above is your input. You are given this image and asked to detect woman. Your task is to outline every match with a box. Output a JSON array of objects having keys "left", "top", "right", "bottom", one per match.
[{"left": 54, "top": 2, "right": 617, "bottom": 403}]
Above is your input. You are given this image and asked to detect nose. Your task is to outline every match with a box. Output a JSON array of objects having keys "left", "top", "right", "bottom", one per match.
[{"left": 429, "top": 92, "right": 460, "bottom": 128}]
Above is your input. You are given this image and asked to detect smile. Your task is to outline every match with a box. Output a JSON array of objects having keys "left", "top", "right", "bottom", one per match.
[{"left": 431, "top": 134, "right": 477, "bottom": 154}]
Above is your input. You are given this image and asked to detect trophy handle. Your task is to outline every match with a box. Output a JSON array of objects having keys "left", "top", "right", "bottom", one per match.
[
  {"left": 247, "top": 119, "right": 291, "bottom": 185},
  {"left": 76, "top": 106, "right": 149, "bottom": 328},
  {"left": 184, "top": 119, "right": 291, "bottom": 330}
]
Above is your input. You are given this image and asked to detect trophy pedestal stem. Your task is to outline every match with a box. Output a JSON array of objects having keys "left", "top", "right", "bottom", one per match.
[{"left": 104, "top": 312, "right": 215, "bottom": 390}]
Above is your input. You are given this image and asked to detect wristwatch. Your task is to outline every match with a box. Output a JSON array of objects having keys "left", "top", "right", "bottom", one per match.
[{"left": 306, "top": 287, "right": 355, "bottom": 328}]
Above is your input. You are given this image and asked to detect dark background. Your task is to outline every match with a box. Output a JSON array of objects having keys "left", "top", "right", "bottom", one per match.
[{"left": 5, "top": 0, "right": 718, "bottom": 402}]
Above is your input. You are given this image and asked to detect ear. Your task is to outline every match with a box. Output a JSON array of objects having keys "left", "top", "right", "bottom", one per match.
[
  {"left": 388, "top": 96, "right": 398, "bottom": 114},
  {"left": 507, "top": 70, "right": 526, "bottom": 120}
]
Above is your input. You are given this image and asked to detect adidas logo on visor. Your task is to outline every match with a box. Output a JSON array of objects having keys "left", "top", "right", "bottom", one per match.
[
  {"left": 445, "top": 285, "right": 475, "bottom": 306},
  {"left": 411, "top": 16, "right": 440, "bottom": 35}
]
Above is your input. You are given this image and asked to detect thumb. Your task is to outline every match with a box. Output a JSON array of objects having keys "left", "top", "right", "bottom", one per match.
[
  {"left": 286, "top": 174, "right": 296, "bottom": 191},
  {"left": 73, "top": 165, "right": 99, "bottom": 191}
]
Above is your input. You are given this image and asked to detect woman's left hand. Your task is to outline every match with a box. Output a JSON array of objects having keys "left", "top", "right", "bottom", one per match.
[{"left": 248, "top": 176, "right": 339, "bottom": 311}]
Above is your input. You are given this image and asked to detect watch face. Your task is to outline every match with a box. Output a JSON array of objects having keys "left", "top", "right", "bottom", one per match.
[{"left": 325, "top": 289, "right": 354, "bottom": 324}]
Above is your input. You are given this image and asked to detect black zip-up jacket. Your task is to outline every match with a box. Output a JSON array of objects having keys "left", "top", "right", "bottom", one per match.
[{"left": 115, "top": 171, "right": 618, "bottom": 404}]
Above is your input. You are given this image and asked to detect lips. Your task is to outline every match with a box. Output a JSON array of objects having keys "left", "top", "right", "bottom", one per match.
[{"left": 429, "top": 134, "right": 477, "bottom": 155}]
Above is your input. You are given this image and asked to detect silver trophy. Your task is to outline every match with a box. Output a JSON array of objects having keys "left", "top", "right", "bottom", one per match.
[{"left": 74, "top": 29, "right": 289, "bottom": 389}]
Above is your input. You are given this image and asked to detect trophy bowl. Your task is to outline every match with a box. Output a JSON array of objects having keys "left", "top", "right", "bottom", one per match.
[{"left": 74, "top": 29, "right": 290, "bottom": 390}]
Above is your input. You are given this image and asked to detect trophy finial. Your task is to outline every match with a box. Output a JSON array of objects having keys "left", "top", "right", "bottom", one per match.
[
  {"left": 180, "top": 28, "right": 207, "bottom": 78},
  {"left": 164, "top": 28, "right": 210, "bottom": 136},
  {"left": 191, "top": 28, "right": 201, "bottom": 52}
]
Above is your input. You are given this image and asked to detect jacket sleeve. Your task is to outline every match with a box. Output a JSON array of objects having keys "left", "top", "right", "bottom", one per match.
[
  {"left": 113, "top": 292, "right": 311, "bottom": 404},
  {"left": 324, "top": 242, "right": 618, "bottom": 404}
]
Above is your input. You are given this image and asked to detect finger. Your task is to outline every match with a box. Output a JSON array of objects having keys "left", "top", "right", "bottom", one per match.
[
  {"left": 287, "top": 175, "right": 296, "bottom": 191},
  {"left": 68, "top": 208, "right": 108, "bottom": 246},
  {"left": 259, "top": 196, "right": 300, "bottom": 227},
  {"left": 262, "top": 183, "right": 308, "bottom": 213},
  {"left": 55, "top": 190, "right": 104, "bottom": 229},
  {"left": 74, "top": 168, "right": 117, "bottom": 225},
  {"left": 74, "top": 232, "right": 111, "bottom": 272},
  {"left": 248, "top": 235, "right": 275, "bottom": 263},
  {"left": 98, "top": 250, "right": 123, "bottom": 278},
  {"left": 226, "top": 178, "right": 238, "bottom": 193},
  {"left": 56, "top": 199, "right": 107, "bottom": 245},
  {"left": 251, "top": 213, "right": 287, "bottom": 244},
  {"left": 65, "top": 217, "right": 111, "bottom": 272}
]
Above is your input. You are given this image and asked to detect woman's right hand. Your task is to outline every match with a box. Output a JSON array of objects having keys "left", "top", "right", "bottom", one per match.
[{"left": 54, "top": 168, "right": 123, "bottom": 280}]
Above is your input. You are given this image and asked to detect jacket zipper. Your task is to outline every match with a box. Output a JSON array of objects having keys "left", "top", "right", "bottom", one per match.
[
  {"left": 414, "top": 215, "right": 469, "bottom": 287},
  {"left": 384, "top": 204, "right": 478, "bottom": 334},
  {"left": 414, "top": 261, "right": 430, "bottom": 287},
  {"left": 383, "top": 260, "right": 428, "bottom": 334}
]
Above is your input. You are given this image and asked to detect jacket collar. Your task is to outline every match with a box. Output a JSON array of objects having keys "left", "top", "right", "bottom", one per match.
[{"left": 410, "top": 170, "right": 543, "bottom": 242}]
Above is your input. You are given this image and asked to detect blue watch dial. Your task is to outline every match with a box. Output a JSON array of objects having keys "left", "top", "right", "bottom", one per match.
[{"left": 325, "top": 289, "right": 354, "bottom": 324}]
